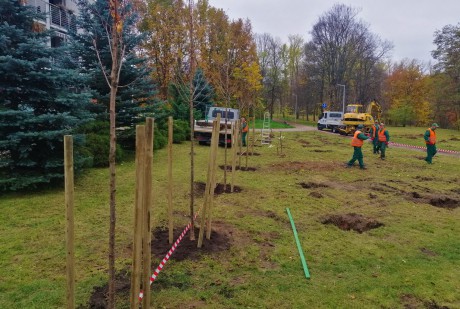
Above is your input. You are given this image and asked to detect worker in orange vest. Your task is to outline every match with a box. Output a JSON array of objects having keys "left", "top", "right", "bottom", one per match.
[
  {"left": 346, "top": 124, "right": 369, "bottom": 169},
  {"left": 424, "top": 123, "right": 439, "bottom": 164},
  {"left": 377, "top": 123, "right": 390, "bottom": 160},
  {"left": 241, "top": 117, "right": 249, "bottom": 147},
  {"left": 369, "top": 120, "right": 380, "bottom": 154}
]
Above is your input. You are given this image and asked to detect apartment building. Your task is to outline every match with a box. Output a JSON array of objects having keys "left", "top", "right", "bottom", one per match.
[{"left": 25, "top": 0, "right": 78, "bottom": 46}]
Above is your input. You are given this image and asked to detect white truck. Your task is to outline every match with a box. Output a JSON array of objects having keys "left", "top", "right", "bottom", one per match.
[
  {"left": 194, "top": 107, "right": 240, "bottom": 146},
  {"left": 317, "top": 111, "right": 343, "bottom": 133}
]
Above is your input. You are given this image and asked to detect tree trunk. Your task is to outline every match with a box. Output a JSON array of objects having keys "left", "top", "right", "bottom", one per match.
[{"left": 108, "top": 9, "right": 120, "bottom": 309}]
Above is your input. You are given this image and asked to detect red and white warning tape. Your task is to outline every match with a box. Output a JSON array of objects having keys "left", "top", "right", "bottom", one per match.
[
  {"left": 138, "top": 212, "right": 199, "bottom": 301},
  {"left": 389, "top": 142, "right": 460, "bottom": 154}
]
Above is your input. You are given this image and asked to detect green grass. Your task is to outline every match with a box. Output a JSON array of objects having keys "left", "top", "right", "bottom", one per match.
[
  {"left": 254, "top": 118, "right": 294, "bottom": 129},
  {"left": 1, "top": 127, "right": 459, "bottom": 308}
]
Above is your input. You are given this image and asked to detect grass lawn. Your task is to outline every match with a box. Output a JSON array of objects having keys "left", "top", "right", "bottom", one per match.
[{"left": 0, "top": 127, "right": 459, "bottom": 308}]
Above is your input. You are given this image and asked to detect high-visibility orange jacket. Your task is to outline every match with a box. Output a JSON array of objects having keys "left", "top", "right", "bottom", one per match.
[
  {"left": 425, "top": 128, "right": 436, "bottom": 144},
  {"left": 242, "top": 123, "right": 249, "bottom": 132},
  {"left": 351, "top": 130, "right": 364, "bottom": 147},
  {"left": 378, "top": 129, "right": 387, "bottom": 142}
]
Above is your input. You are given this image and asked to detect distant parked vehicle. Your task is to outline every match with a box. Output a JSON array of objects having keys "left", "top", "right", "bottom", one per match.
[{"left": 317, "top": 111, "right": 343, "bottom": 133}]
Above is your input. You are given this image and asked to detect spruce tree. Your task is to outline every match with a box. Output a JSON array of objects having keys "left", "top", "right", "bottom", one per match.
[
  {"left": 0, "top": 0, "right": 93, "bottom": 191},
  {"left": 74, "top": 0, "right": 163, "bottom": 149},
  {"left": 193, "top": 68, "right": 215, "bottom": 118}
]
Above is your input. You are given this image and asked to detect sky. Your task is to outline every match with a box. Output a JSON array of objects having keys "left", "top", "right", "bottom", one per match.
[{"left": 206, "top": 0, "right": 460, "bottom": 63}]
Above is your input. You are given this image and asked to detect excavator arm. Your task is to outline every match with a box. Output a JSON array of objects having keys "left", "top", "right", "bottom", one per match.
[{"left": 366, "top": 101, "right": 382, "bottom": 123}]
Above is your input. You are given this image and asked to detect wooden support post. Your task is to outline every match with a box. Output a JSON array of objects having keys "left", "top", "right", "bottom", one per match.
[
  {"left": 64, "top": 135, "right": 75, "bottom": 309},
  {"left": 251, "top": 116, "right": 255, "bottom": 155},
  {"left": 238, "top": 119, "right": 242, "bottom": 168},
  {"left": 231, "top": 122, "right": 237, "bottom": 193},
  {"left": 130, "top": 125, "right": 145, "bottom": 309},
  {"left": 198, "top": 115, "right": 220, "bottom": 247},
  {"left": 142, "top": 118, "right": 154, "bottom": 308},
  {"left": 167, "top": 116, "right": 174, "bottom": 244},
  {"left": 206, "top": 114, "right": 220, "bottom": 240}
]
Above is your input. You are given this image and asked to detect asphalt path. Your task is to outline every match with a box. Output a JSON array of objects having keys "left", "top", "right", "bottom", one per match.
[{"left": 266, "top": 120, "right": 460, "bottom": 158}]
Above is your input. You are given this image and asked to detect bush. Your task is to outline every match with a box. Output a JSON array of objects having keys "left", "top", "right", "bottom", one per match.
[
  {"left": 84, "top": 133, "right": 124, "bottom": 167},
  {"left": 173, "top": 119, "right": 190, "bottom": 143}
]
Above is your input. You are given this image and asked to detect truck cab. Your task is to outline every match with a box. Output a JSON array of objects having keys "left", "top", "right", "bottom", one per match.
[
  {"left": 317, "top": 111, "right": 343, "bottom": 133},
  {"left": 194, "top": 107, "right": 240, "bottom": 145}
]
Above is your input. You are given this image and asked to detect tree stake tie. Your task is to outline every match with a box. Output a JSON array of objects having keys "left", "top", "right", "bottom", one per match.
[{"left": 286, "top": 208, "right": 310, "bottom": 280}]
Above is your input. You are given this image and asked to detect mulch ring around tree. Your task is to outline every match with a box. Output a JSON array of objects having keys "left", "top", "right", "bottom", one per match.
[
  {"left": 219, "top": 165, "right": 257, "bottom": 172},
  {"left": 321, "top": 213, "right": 384, "bottom": 233},
  {"left": 85, "top": 222, "right": 235, "bottom": 308},
  {"left": 194, "top": 181, "right": 243, "bottom": 196}
]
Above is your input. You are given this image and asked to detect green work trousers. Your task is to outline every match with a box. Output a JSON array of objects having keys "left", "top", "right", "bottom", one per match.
[
  {"left": 379, "top": 142, "right": 387, "bottom": 159},
  {"left": 348, "top": 147, "right": 365, "bottom": 168},
  {"left": 242, "top": 132, "right": 247, "bottom": 147},
  {"left": 373, "top": 138, "right": 380, "bottom": 154},
  {"left": 425, "top": 144, "right": 437, "bottom": 163}
]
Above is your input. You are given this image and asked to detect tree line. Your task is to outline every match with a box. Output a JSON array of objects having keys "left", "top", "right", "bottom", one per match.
[{"left": 1, "top": 0, "right": 459, "bottom": 192}]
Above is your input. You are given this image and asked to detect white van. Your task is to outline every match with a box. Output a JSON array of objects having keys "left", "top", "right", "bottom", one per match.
[{"left": 317, "top": 111, "right": 343, "bottom": 133}]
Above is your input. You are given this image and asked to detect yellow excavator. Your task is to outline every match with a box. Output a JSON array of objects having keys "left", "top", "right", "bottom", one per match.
[{"left": 338, "top": 101, "right": 382, "bottom": 135}]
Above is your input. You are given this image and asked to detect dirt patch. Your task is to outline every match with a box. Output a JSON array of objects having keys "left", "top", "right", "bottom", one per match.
[
  {"left": 450, "top": 137, "right": 460, "bottom": 141},
  {"left": 152, "top": 221, "right": 232, "bottom": 261},
  {"left": 312, "top": 149, "right": 332, "bottom": 153},
  {"left": 299, "top": 139, "right": 311, "bottom": 147},
  {"left": 420, "top": 247, "right": 438, "bottom": 257},
  {"left": 85, "top": 270, "right": 131, "bottom": 309},
  {"left": 412, "top": 192, "right": 422, "bottom": 198},
  {"left": 429, "top": 197, "right": 459, "bottom": 209},
  {"left": 194, "top": 182, "right": 243, "bottom": 195},
  {"left": 400, "top": 294, "right": 451, "bottom": 309},
  {"left": 321, "top": 213, "right": 384, "bottom": 233},
  {"left": 309, "top": 191, "right": 323, "bottom": 198},
  {"left": 237, "top": 152, "right": 260, "bottom": 156},
  {"left": 219, "top": 165, "right": 257, "bottom": 172},
  {"left": 299, "top": 181, "right": 328, "bottom": 189},
  {"left": 86, "top": 222, "right": 235, "bottom": 308},
  {"left": 415, "top": 176, "right": 435, "bottom": 181}
]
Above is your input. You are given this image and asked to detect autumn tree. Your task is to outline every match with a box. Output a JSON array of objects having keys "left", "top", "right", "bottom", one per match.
[
  {"left": 432, "top": 23, "right": 460, "bottom": 129},
  {"left": 383, "top": 60, "right": 432, "bottom": 126}
]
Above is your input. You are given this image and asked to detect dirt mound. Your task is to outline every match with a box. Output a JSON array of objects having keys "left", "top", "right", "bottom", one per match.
[
  {"left": 400, "top": 294, "right": 450, "bottom": 309},
  {"left": 194, "top": 182, "right": 243, "bottom": 195},
  {"left": 152, "top": 222, "right": 232, "bottom": 261},
  {"left": 309, "top": 192, "right": 323, "bottom": 198},
  {"left": 237, "top": 152, "right": 260, "bottom": 156},
  {"left": 86, "top": 222, "right": 234, "bottom": 308},
  {"left": 321, "top": 213, "right": 383, "bottom": 233},
  {"left": 299, "top": 181, "right": 328, "bottom": 189},
  {"left": 219, "top": 165, "right": 257, "bottom": 171},
  {"left": 429, "top": 197, "right": 459, "bottom": 209}
]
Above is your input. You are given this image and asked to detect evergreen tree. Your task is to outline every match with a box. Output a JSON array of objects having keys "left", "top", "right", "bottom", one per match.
[
  {"left": 192, "top": 68, "right": 214, "bottom": 119},
  {"left": 0, "top": 0, "right": 93, "bottom": 191},
  {"left": 74, "top": 0, "right": 164, "bottom": 149}
]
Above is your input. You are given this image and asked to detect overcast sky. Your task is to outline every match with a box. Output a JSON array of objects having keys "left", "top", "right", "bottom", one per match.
[{"left": 207, "top": 0, "right": 460, "bottom": 63}]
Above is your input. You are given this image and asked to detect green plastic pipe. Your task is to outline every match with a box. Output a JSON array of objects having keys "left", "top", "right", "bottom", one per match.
[{"left": 286, "top": 208, "right": 311, "bottom": 279}]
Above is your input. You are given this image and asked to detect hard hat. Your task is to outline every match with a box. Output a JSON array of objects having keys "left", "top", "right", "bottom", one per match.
[
  {"left": 357, "top": 124, "right": 364, "bottom": 129},
  {"left": 432, "top": 123, "right": 439, "bottom": 127}
]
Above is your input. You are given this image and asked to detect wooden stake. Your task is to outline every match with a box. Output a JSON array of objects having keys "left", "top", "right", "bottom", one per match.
[
  {"left": 130, "top": 125, "right": 145, "bottom": 309},
  {"left": 231, "top": 122, "right": 237, "bottom": 193},
  {"left": 64, "top": 135, "right": 75, "bottom": 309},
  {"left": 251, "top": 116, "right": 255, "bottom": 155},
  {"left": 167, "top": 116, "right": 174, "bottom": 244},
  {"left": 142, "top": 119, "right": 154, "bottom": 308},
  {"left": 206, "top": 114, "right": 220, "bottom": 240},
  {"left": 198, "top": 115, "right": 220, "bottom": 247}
]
